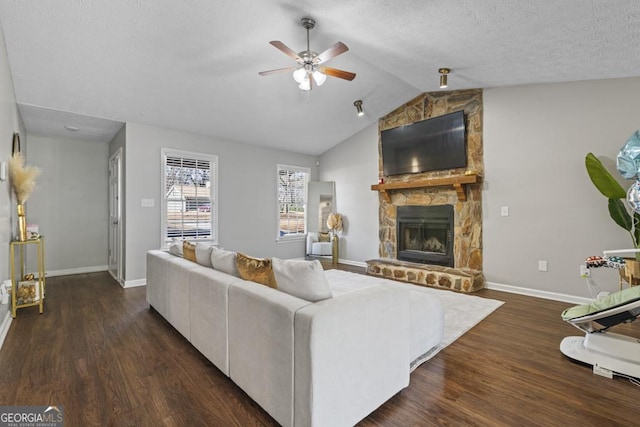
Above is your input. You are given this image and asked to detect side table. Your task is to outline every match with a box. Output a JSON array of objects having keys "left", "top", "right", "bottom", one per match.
[{"left": 9, "top": 237, "right": 45, "bottom": 318}]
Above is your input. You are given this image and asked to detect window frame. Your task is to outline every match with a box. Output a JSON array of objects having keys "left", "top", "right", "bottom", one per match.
[
  {"left": 276, "top": 164, "right": 310, "bottom": 242},
  {"left": 161, "top": 148, "right": 219, "bottom": 247}
]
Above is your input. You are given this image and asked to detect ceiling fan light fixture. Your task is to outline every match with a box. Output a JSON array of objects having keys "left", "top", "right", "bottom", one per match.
[
  {"left": 312, "top": 70, "right": 326, "bottom": 86},
  {"left": 354, "top": 100, "right": 364, "bottom": 117},
  {"left": 299, "top": 78, "right": 311, "bottom": 91},
  {"left": 293, "top": 67, "right": 307, "bottom": 83},
  {"left": 439, "top": 68, "right": 450, "bottom": 88},
  {"left": 259, "top": 17, "right": 356, "bottom": 91}
]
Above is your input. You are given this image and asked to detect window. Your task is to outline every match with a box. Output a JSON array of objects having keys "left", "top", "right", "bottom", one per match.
[
  {"left": 277, "top": 164, "right": 309, "bottom": 240},
  {"left": 162, "top": 149, "right": 218, "bottom": 246}
]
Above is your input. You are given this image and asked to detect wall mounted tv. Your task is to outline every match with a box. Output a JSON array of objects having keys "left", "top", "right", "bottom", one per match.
[{"left": 381, "top": 110, "right": 467, "bottom": 176}]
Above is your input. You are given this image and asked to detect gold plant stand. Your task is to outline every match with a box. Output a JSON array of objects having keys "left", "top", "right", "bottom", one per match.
[
  {"left": 332, "top": 234, "right": 339, "bottom": 265},
  {"left": 10, "top": 237, "right": 45, "bottom": 318}
]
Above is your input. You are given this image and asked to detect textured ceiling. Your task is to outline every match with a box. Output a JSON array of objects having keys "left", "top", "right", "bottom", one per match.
[{"left": 1, "top": 0, "right": 639, "bottom": 155}]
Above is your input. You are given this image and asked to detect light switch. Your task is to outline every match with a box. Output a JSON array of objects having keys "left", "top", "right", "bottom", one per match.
[
  {"left": 141, "top": 198, "right": 155, "bottom": 207},
  {"left": 500, "top": 206, "right": 509, "bottom": 217}
]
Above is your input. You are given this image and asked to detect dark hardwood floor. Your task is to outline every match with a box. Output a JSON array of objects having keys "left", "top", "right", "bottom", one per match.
[{"left": 0, "top": 266, "right": 638, "bottom": 426}]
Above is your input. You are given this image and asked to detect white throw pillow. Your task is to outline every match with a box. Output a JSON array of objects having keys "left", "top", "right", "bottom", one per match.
[
  {"left": 195, "top": 243, "right": 214, "bottom": 268},
  {"left": 271, "top": 258, "right": 332, "bottom": 302},
  {"left": 169, "top": 240, "right": 183, "bottom": 257},
  {"left": 210, "top": 246, "right": 239, "bottom": 277}
]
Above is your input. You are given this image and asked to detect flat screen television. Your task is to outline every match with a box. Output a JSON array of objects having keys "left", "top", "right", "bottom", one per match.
[{"left": 381, "top": 110, "right": 467, "bottom": 176}]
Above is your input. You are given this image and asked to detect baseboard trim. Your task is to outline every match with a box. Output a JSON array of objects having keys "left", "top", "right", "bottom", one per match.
[
  {"left": 338, "top": 259, "right": 367, "bottom": 268},
  {"left": 46, "top": 265, "right": 108, "bottom": 277},
  {"left": 123, "top": 279, "right": 146, "bottom": 289},
  {"left": 485, "top": 281, "right": 592, "bottom": 305},
  {"left": 0, "top": 308, "right": 12, "bottom": 352}
]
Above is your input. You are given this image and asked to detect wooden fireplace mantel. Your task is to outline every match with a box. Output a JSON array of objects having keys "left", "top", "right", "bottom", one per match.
[{"left": 371, "top": 174, "right": 480, "bottom": 202}]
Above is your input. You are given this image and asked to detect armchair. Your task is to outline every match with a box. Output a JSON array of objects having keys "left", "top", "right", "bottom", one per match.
[{"left": 306, "top": 232, "right": 332, "bottom": 256}]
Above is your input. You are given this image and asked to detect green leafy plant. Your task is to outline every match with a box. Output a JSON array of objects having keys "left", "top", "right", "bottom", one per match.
[{"left": 586, "top": 152, "right": 640, "bottom": 257}]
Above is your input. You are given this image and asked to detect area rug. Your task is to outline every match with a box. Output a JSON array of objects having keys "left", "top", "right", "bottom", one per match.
[{"left": 323, "top": 270, "right": 504, "bottom": 371}]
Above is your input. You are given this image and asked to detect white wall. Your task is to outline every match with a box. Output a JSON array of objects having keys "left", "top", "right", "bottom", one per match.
[
  {"left": 123, "top": 122, "right": 319, "bottom": 282},
  {"left": 483, "top": 76, "right": 640, "bottom": 298},
  {"left": 28, "top": 134, "right": 109, "bottom": 274},
  {"left": 0, "top": 22, "right": 21, "bottom": 283},
  {"left": 0, "top": 21, "right": 22, "bottom": 334},
  {"left": 319, "top": 123, "right": 380, "bottom": 265}
]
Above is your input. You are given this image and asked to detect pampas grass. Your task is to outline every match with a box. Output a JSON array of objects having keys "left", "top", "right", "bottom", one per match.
[
  {"left": 327, "top": 213, "right": 343, "bottom": 233},
  {"left": 8, "top": 152, "right": 40, "bottom": 204}
]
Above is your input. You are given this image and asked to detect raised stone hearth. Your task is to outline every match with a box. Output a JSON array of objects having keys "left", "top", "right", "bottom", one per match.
[{"left": 366, "top": 259, "right": 483, "bottom": 293}]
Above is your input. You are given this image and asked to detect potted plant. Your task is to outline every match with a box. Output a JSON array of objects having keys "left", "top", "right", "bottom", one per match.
[
  {"left": 587, "top": 131, "right": 640, "bottom": 282},
  {"left": 8, "top": 151, "right": 40, "bottom": 241}
]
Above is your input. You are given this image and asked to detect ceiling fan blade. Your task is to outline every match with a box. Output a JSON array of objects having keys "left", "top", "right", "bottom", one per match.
[
  {"left": 269, "top": 41, "right": 302, "bottom": 62},
  {"left": 319, "top": 66, "right": 356, "bottom": 81},
  {"left": 258, "top": 67, "right": 295, "bottom": 76},
  {"left": 313, "top": 42, "right": 349, "bottom": 64}
]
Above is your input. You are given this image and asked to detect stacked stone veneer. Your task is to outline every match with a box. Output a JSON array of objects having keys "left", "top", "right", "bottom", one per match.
[
  {"left": 374, "top": 89, "right": 484, "bottom": 290},
  {"left": 366, "top": 259, "right": 484, "bottom": 293}
]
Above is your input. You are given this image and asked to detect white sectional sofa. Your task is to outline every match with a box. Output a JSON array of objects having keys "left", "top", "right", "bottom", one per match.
[{"left": 146, "top": 249, "right": 443, "bottom": 426}]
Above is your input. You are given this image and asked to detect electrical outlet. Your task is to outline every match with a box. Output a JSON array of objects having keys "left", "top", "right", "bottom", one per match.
[
  {"left": 538, "top": 260, "right": 548, "bottom": 272},
  {"left": 580, "top": 264, "right": 590, "bottom": 278}
]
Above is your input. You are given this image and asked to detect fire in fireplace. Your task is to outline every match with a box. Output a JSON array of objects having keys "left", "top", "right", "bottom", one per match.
[{"left": 396, "top": 205, "right": 454, "bottom": 267}]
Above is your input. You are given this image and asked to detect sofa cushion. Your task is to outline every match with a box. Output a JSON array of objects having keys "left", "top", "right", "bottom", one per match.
[
  {"left": 272, "top": 258, "right": 332, "bottom": 302},
  {"left": 169, "top": 240, "right": 183, "bottom": 257},
  {"left": 210, "top": 247, "right": 239, "bottom": 276},
  {"left": 195, "top": 243, "right": 214, "bottom": 268},
  {"left": 311, "top": 242, "right": 332, "bottom": 256},
  {"left": 236, "top": 252, "right": 277, "bottom": 288},
  {"left": 183, "top": 241, "right": 197, "bottom": 262}
]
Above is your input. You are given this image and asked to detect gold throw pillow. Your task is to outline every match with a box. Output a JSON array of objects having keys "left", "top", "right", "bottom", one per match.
[
  {"left": 183, "top": 241, "right": 197, "bottom": 262},
  {"left": 236, "top": 252, "right": 277, "bottom": 289},
  {"left": 318, "top": 232, "right": 330, "bottom": 242}
]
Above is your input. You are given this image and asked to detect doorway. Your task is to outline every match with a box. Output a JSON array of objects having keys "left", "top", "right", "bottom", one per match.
[{"left": 108, "top": 149, "right": 122, "bottom": 284}]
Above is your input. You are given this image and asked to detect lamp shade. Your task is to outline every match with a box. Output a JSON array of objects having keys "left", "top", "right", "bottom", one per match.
[
  {"left": 438, "top": 68, "right": 450, "bottom": 89},
  {"left": 298, "top": 78, "right": 311, "bottom": 91},
  {"left": 312, "top": 70, "right": 326, "bottom": 86},
  {"left": 293, "top": 67, "right": 307, "bottom": 83},
  {"left": 439, "top": 74, "right": 448, "bottom": 88},
  {"left": 354, "top": 100, "right": 364, "bottom": 116}
]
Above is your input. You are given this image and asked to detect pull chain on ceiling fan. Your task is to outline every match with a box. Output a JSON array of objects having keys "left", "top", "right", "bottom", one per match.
[{"left": 258, "top": 17, "right": 356, "bottom": 91}]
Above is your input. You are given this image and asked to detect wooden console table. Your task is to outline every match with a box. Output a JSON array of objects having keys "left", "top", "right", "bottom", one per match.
[{"left": 371, "top": 174, "right": 480, "bottom": 202}]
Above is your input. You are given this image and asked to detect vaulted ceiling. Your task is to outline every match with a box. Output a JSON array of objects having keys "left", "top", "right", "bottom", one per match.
[{"left": 0, "top": 1, "right": 639, "bottom": 155}]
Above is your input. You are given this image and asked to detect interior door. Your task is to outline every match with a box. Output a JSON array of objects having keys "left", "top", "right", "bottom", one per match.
[{"left": 108, "top": 149, "right": 122, "bottom": 283}]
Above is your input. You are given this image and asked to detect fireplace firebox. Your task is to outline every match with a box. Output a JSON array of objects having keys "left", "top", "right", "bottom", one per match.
[{"left": 396, "top": 205, "right": 454, "bottom": 267}]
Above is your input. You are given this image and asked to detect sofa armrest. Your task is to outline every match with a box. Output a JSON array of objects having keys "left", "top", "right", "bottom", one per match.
[
  {"left": 306, "top": 233, "right": 318, "bottom": 255},
  {"left": 293, "top": 285, "right": 410, "bottom": 427},
  {"left": 228, "top": 280, "right": 312, "bottom": 427},
  {"left": 146, "top": 250, "right": 172, "bottom": 316}
]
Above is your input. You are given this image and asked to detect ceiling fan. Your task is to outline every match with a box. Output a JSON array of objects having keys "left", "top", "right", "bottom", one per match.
[{"left": 258, "top": 17, "right": 356, "bottom": 91}]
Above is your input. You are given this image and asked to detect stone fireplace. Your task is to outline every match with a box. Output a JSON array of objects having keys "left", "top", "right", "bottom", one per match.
[{"left": 367, "top": 89, "right": 484, "bottom": 292}]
